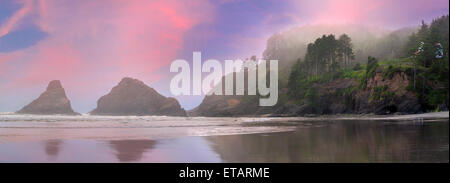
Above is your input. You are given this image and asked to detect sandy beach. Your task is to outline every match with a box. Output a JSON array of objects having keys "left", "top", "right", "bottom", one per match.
[
  {"left": 0, "top": 112, "right": 448, "bottom": 162},
  {"left": 0, "top": 112, "right": 447, "bottom": 141}
]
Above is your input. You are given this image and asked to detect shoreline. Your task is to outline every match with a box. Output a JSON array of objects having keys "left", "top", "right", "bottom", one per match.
[
  {"left": 0, "top": 111, "right": 447, "bottom": 143},
  {"left": 0, "top": 111, "right": 448, "bottom": 123}
]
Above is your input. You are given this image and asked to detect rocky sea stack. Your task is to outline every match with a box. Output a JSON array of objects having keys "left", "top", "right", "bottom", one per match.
[
  {"left": 90, "top": 77, "right": 186, "bottom": 116},
  {"left": 17, "top": 80, "right": 79, "bottom": 115}
]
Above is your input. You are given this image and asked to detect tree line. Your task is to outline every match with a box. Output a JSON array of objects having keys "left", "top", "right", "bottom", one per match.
[
  {"left": 287, "top": 14, "right": 448, "bottom": 110},
  {"left": 403, "top": 15, "right": 449, "bottom": 108},
  {"left": 295, "top": 34, "right": 354, "bottom": 78}
]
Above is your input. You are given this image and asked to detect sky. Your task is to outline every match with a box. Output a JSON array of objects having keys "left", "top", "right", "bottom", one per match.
[{"left": 0, "top": 0, "right": 448, "bottom": 113}]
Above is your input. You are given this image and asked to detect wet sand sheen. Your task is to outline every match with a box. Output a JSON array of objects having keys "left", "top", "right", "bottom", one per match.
[
  {"left": 0, "top": 120, "right": 448, "bottom": 163},
  {"left": 0, "top": 112, "right": 448, "bottom": 162}
]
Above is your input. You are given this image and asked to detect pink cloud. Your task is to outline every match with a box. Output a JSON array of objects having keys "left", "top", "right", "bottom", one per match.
[
  {"left": 1, "top": 0, "right": 446, "bottom": 112},
  {"left": 0, "top": 0, "right": 215, "bottom": 111},
  {"left": 0, "top": 0, "right": 33, "bottom": 38},
  {"left": 0, "top": 51, "right": 24, "bottom": 76},
  {"left": 2, "top": 0, "right": 214, "bottom": 77},
  {"left": 36, "top": 0, "right": 50, "bottom": 32},
  {"left": 289, "top": 0, "right": 449, "bottom": 27},
  {"left": 17, "top": 43, "right": 81, "bottom": 85},
  {"left": 315, "top": 0, "right": 383, "bottom": 24}
]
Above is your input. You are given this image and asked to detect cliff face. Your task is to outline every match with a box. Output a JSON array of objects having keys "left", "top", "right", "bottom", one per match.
[
  {"left": 280, "top": 71, "right": 421, "bottom": 115},
  {"left": 17, "top": 80, "right": 79, "bottom": 115},
  {"left": 354, "top": 71, "right": 422, "bottom": 114},
  {"left": 90, "top": 77, "right": 186, "bottom": 116},
  {"left": 190, "top": 70, "right": 423, "bottom": 117}
]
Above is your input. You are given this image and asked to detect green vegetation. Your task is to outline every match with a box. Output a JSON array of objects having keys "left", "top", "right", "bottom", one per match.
[
  {"left": 369, "top": 85, "right": 395, "bottom": 103},
  {"left": 341, "top": 69, "right": 365, "bottom": 80},
  {"left": 285, "top": 15, "right": 448, "bottom": 112},
  {"left": 352, "top": 62, "right": 362, "bottom": 70},
  {"left": 359, "top": 56, "right": 379, "bottom": 89},
  {"left": 401, "top": 15, "right": 449, "bottom": 110},
  {"left": 341, "top": 86, "right": 357, "bottom": 108},
  {"left": 300, "top": 34, "right": 355, "bottom": 77},
  {"left": 287, "top": 33, "right": 357, "bottom": 100}
]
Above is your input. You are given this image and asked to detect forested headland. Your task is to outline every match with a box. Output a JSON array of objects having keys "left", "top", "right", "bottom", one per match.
[{"left": 190, "top": 15, "right": 449, "bottom": 117}]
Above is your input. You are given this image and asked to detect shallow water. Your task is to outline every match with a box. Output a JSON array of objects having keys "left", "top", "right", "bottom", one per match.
[{"left": 0, "top": 115, "right": 448, "bottom": 163}]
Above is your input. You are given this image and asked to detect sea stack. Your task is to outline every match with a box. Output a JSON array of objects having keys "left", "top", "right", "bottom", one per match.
[
  {"left": 18, "top": 80, "right": 79, "bottom": 115},
  {"left": 90, "top": 77, "right": 187, "bottom": 116}
]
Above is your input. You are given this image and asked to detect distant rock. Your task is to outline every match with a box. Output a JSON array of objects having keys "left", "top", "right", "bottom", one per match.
[
  {"left": 17, "top": 80, "right": 79, "bottom": 115},
  {"left": 90, "top": 77, "right": 186, "bottom": 116}
]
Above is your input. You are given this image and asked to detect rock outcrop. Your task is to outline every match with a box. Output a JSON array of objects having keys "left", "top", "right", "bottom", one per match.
[
  {"left": 275, "top": 71, "right": 422, "bottom": 116},
  {"left": 188, "top": 70, "right": 280, "bottom": 117},
  {"left": 190, "top": 69, "right": 424, "bottom": 117},
  {"left": 355, "top": 71, "right": 422, "bottom": 114},
  {"left": 17, "top": 80, "right": 79, "bottom": 115},
  {"left": 90, "top": 77, "right": 186, "bottom": 116}
]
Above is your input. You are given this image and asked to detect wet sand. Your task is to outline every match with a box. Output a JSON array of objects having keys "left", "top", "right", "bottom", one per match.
[{"left": 0, "top": 112, "right": 448, "bottom": 162}]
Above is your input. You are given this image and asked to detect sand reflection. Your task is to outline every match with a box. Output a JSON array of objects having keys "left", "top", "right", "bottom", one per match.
[
  {"left": 206, "top": 120, "right": 449, "bottom": 162},
  {"left": 109, "top": 139, "right": 156, "bottom": 162},
  {"left": 44, "top": 140, "right": 63, "bottom": 160}
]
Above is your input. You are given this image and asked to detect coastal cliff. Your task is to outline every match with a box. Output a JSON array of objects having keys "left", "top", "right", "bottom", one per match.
[
  {"left": 190, "top": 15, "right": 449, "bottom": 117},
  {"left": 189, "top": 68, "right": 424, "bottom": 117}
]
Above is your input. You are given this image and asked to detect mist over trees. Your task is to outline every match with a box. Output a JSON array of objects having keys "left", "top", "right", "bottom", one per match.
[
  {"left": 194, "top": 14, "right": 449, "bottom": 116},
  {"left": 284, "top": 14, "right": 449, "bottom": 111},
  {"left": 299, "top": 34, "right": 355, "bottom": 77},
  {"left": 262, "top": 24, "right": 417, "bottom": 72}
]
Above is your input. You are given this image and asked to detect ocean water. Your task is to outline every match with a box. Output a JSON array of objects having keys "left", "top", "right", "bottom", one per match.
[{"left": 0, "top": 113, "right": 448, "bottom": 163}]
